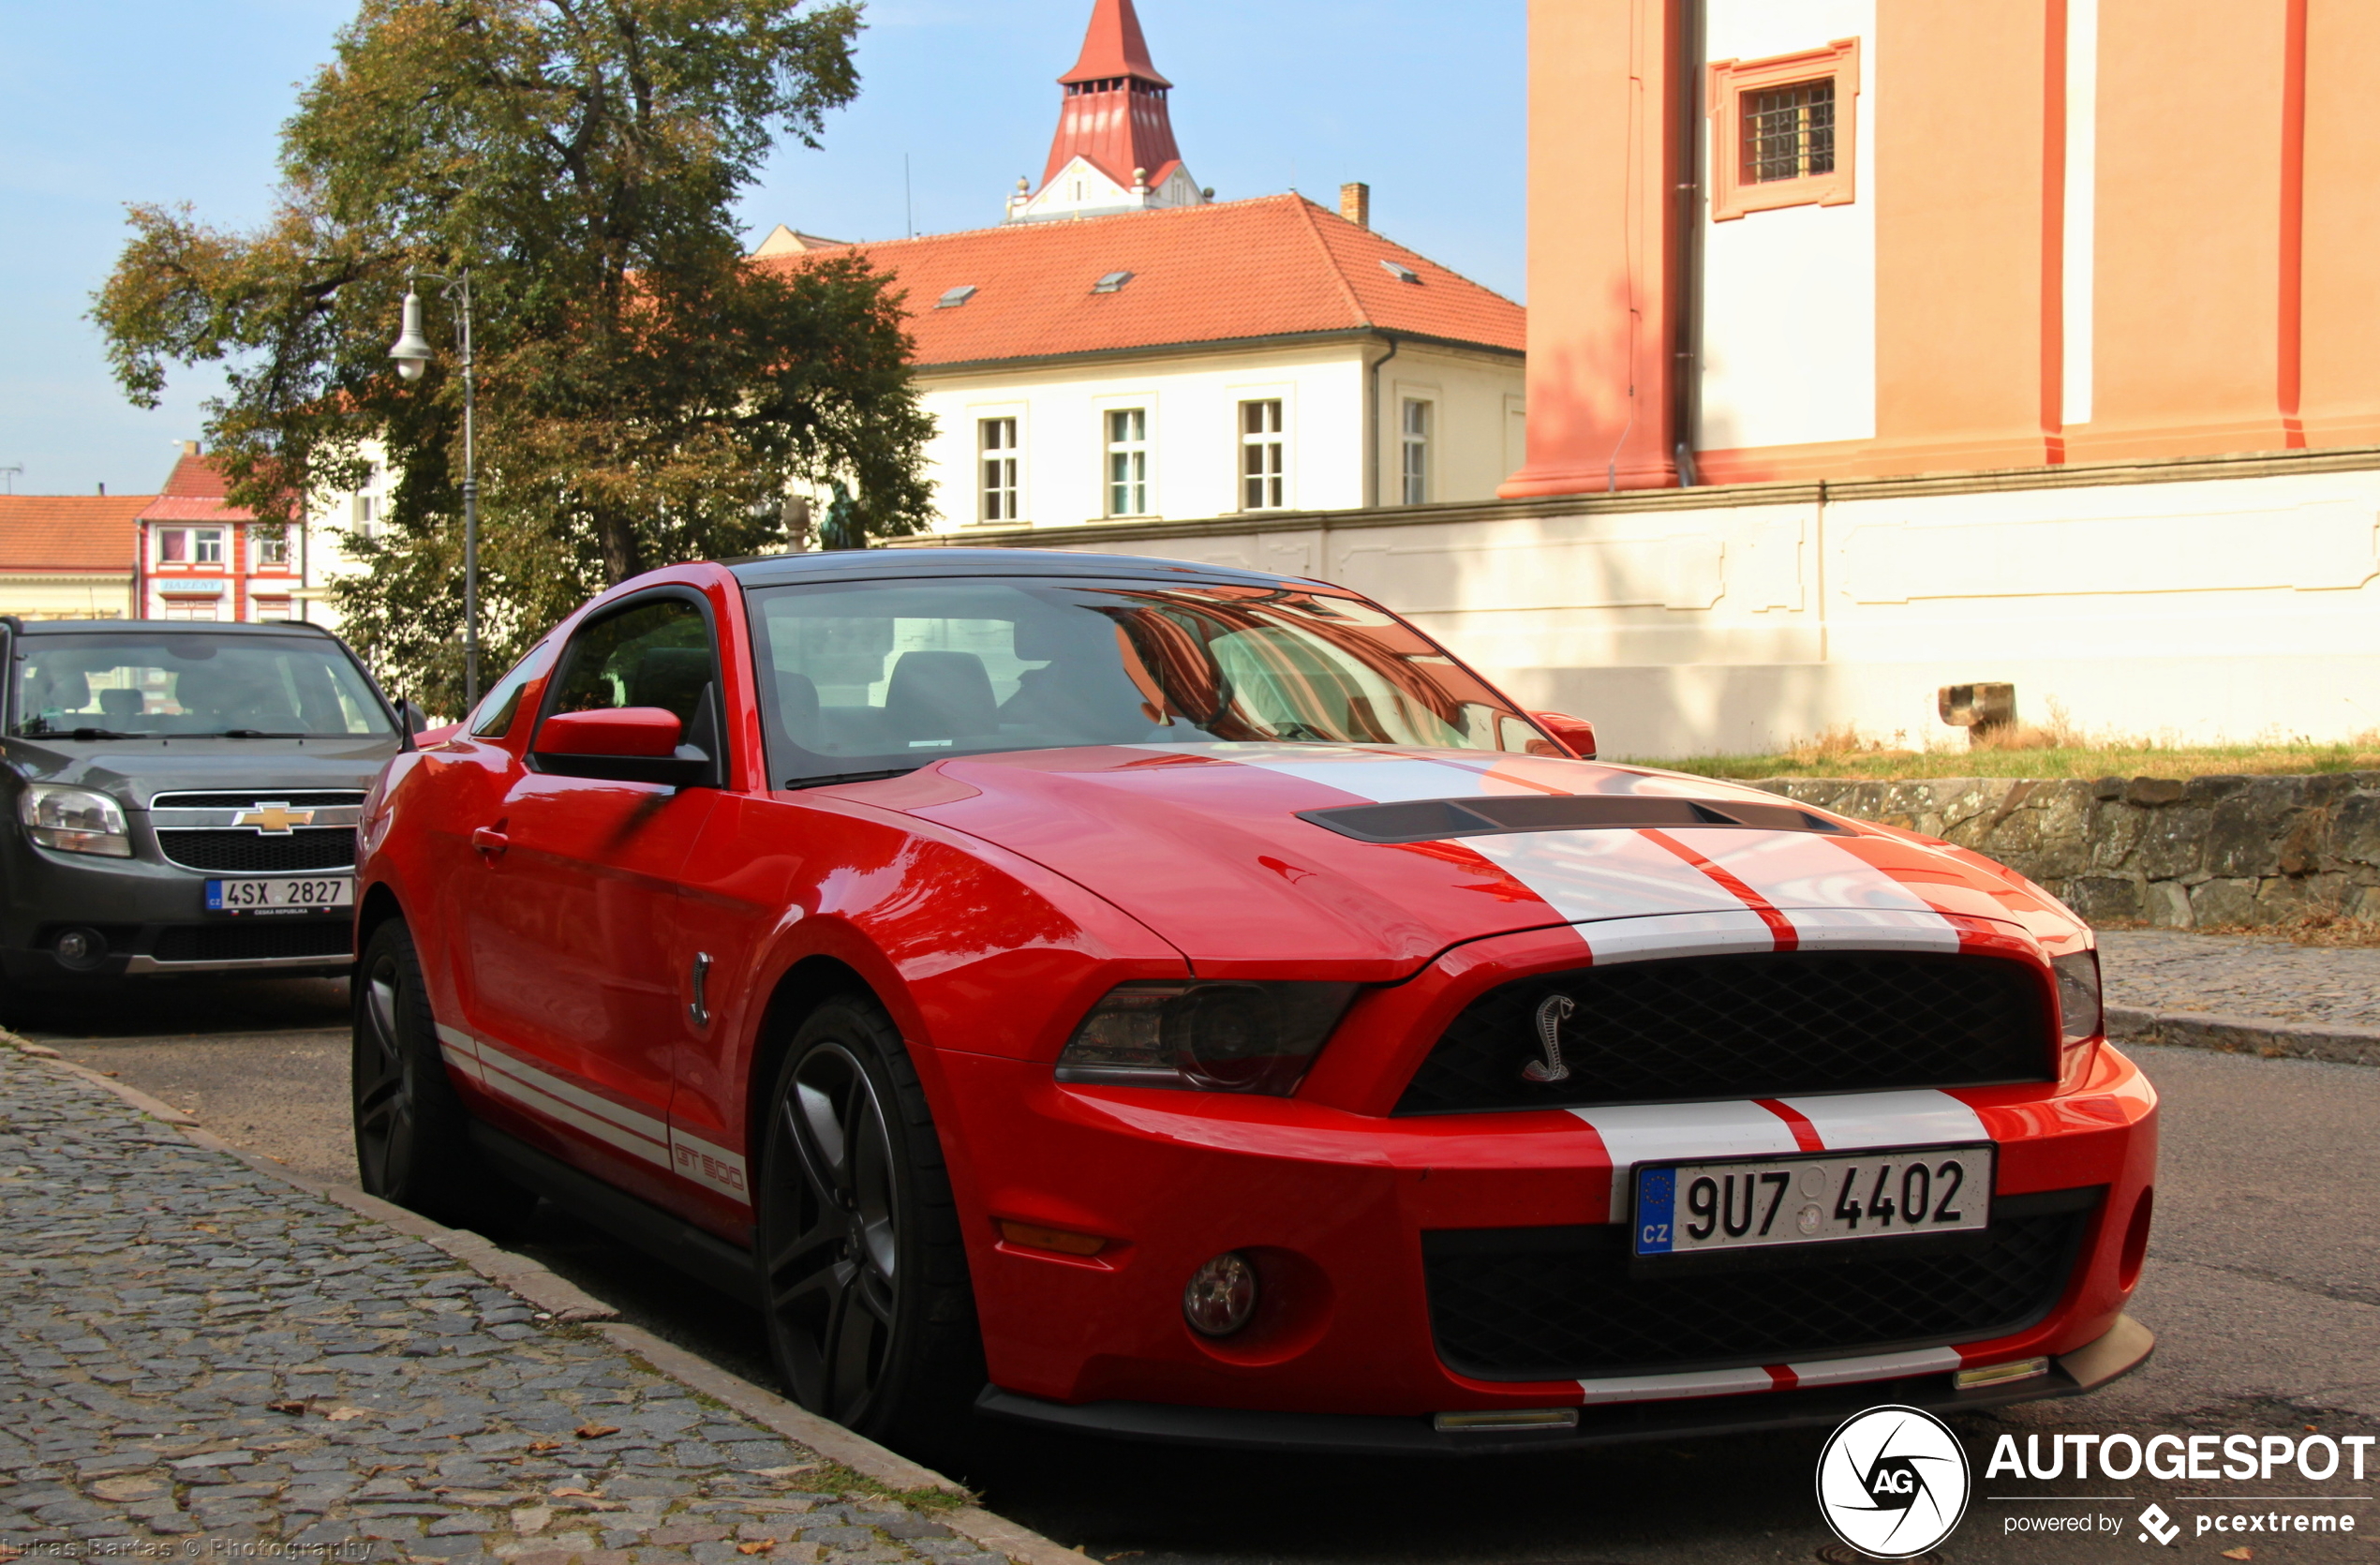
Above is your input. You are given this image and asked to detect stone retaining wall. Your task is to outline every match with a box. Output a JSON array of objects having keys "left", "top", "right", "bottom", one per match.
[{"left": 1749, "top": 773, "right": 2380, "bottom": 929}]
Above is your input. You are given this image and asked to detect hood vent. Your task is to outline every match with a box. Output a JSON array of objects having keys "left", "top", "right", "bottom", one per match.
[{"left": 1297, "top": 794, "right": 1851, "bottom": 846}]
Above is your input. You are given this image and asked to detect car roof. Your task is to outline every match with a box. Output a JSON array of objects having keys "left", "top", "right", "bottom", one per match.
[
  {"left": 726, "top": 546, "right": 1327, "bottom": 593},
  {"left": 8, "top": 618, "right": 341, "bottom": 637}
]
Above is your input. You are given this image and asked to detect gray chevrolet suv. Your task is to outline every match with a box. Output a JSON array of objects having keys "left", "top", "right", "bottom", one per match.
[{"left": 0, "top": 618, "right": 409, "bottom": 1006}]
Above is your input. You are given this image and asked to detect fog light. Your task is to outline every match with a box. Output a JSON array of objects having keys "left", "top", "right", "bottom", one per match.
[
  {"left": 1433, "top": 1408, "right": 1581, "bottom": 1432},
  {"left": 1955, "top": 1357, "right": 2050, "bottom": 1390},
  {"left": 53, "top": 928, "right": 106, "bottom": 969},
  {"left": 1182, "top": 1251, "right": 1257, "bottom": 1336}
]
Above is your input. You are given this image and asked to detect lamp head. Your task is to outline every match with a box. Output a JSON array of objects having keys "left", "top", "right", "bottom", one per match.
[{"left": 388, "top": 289, "right": 433, "bottom": 380}]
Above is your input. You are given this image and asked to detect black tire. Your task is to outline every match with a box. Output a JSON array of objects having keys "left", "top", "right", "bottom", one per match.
[
  {"left": 350, "top": 917, "right": 535, "bottom": 1234},
  {"left": 756, "top": 993, "right": 982, "bottom": 1459}
]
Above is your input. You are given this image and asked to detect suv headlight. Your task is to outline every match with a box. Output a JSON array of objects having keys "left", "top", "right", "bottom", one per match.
[
  {"left": 20, "top": 784, "right": 131, "bottom": 857},
  {"left": 2051, "top": 950, "right": 2102, "bottom": 1044},
  {"left": 1057, "top": 981, "right": 1360, "bottom": 1096}
]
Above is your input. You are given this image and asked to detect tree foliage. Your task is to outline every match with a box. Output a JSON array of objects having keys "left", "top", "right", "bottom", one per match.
[{"left": 94, "top": 0, "right": 932, "bottom": 712}]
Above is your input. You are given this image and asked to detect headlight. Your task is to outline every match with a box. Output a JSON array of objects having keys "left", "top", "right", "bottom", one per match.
[
  {"left": 2051, "top": 950, "right": 2102, "bottom": 1044},
  {"left": 1056, "top": 980, "right": 1360, "bottom": 1096},
  {"left": 19, "top": 784, "right": 131, "bottom": 857}
]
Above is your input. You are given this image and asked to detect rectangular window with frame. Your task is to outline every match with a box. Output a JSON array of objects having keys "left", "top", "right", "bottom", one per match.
[
  {"left": 1106, "top": 408, "right": 1149, "bottom": 516},
  {"left": 156, "top": 529, "right": 187, "bottom": 565},
  {"left": 251, "top": 526, "right": 290, "bottom": 568},
  {"left": 978, "top": 418, "right": 1020, "bottom": 523},
  {"left": 1707, "top": 38, "right": 1860, "bottom": 221},
  {"left": 1240, "top": 400, "right": 1286, "bottom": 511},
  {"left": 193, "top": 529, "right": 225, "bottom": 565},
  {"left": 1400, "top": 399, "right": 1431, "bottom": 506},
  {"left": 249, "top": 597, "right": 293, "bottom": 623}
]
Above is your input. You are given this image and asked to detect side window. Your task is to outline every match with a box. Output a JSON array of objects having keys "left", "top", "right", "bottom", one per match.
[
  {"left": 546, "top": 597, "right": 720, "bottom": 731},
  {"left": 469, "top": 639, "right": 558, "bottom": 738}
]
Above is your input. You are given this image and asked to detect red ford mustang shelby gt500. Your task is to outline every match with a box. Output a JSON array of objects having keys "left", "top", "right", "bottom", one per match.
[{"left": 350, "top": 548, "right": 2155, "bottom": 1456}]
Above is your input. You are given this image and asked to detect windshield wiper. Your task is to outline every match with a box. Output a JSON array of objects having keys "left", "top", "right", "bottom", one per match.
[
  {"left": 210, "top": 730, "right": 311, "bottom": 738},
  {"left": 783, "top": 766, "right": 923, "bottom": 790},
  {"left": 19, "top": 727, "right": 146, "bottom": 740}
]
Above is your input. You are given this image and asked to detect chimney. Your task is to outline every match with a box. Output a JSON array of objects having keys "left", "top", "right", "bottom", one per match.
[
  {"left": 182, "top": 440, "right": 200, "bottom": 456},
  {"left": 97, "top": 484, "right": 106, "bottom": 497},
  {"left": 1340, "top": 182, "right": 1371, "bottom": 229}
]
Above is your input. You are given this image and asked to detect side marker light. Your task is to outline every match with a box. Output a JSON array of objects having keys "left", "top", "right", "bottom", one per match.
[{"left": 996, "top": 1221, "right": 1108, "bottom": 1257}]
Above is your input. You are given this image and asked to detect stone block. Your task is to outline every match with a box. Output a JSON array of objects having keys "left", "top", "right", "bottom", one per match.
[
  {"left": 2330, "top": 792, "right": 2380, "bottom": 868},
  {"left": 2144, "top": 880, "right": 2194, "bottom": 929},
  {"left": 2135, "top": 805, "right": 2213, "bottom": 880},
  {"left": 2205, "top": 796, "right": 2285, "bottom": 879},
  {"left": 2188, "top": 877, "right": 2260, "bottom": 928},
  {"left": 2061, "top": 876, "right": 2143, "bottom": 923},
  {"left": 2084, "top": 800, "right": 2147, "bottom": 872},
  {"left": 2092, "top": 776, "right": 2126, "bottom": 800},
  {"left": 2124, "top": 777, "right": 2186, "bottom": 807},
  {"left": 2181, "top": 773, "right": 2256, "bottom": 803}
]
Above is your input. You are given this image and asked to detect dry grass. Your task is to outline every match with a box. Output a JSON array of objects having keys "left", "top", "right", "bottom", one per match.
[{"left": 1642, "top": 716, "right": 2380, "bottom": 782}]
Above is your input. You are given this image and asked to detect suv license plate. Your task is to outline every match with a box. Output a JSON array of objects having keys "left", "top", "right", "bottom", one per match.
[
  {"left": 205, "top": 876, "right": 354, "bottom": 916},
  {"left": 1633, "top": 1143, "right": 1994, "bottom": 1258}
]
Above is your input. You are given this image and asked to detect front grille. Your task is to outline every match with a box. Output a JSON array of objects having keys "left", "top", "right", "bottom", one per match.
[
  {"left": 153, "top": 921, "right": 353, "bottom": 963},
  {"left": 1423, "top": 1194, "right": 2094, "bottom": 1381},
  {"left": 1398, "top": 952, "right": 2054, "bottom": 1114},
  {"left": 156, "top": 829, "right": 357, "bottom": 873},
  {"left": 149, "top": 791, "right": 365, "bottom": 810}
]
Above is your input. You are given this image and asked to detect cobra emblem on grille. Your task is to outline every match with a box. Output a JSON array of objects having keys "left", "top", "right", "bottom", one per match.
[{"left": 1524, "top": 994, "right": 1575, "bottom": 1083}]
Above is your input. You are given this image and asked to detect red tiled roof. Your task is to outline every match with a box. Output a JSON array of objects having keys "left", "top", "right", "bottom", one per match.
[
  {"left": 1061, "top": 0, "right": 1169, "bottom": 86},
  {"left": 140, "top": 452, "right": 256, "bottom": 522},
  {"left": 762, "top": 195, "right": 1525, "bottom": 367},
  {"left": 0, "top": 497, "right": 149, "bottom": 574}
]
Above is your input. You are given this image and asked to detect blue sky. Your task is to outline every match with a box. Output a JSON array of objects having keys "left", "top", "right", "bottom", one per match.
[{"left": 0, "top": 0, "right": 1525, "bottom": 498}]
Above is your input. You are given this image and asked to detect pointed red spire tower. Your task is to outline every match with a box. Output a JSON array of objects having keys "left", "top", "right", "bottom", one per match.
[{"left": 1009, "top": 0, "right": 1206, "bottom": 223}]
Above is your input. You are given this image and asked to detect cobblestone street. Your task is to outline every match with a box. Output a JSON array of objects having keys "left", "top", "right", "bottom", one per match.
[
  {"left": 2098, "top": 928, "right": 2380, "bottom": 1032},
  {"left": 0, "top": 1043, "right": 1000, "bottom": 1565}
]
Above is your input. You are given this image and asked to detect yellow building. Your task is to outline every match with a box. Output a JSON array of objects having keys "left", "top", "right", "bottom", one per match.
[{"left": 0, "top": 495, "right": 143, "bottom": 621}]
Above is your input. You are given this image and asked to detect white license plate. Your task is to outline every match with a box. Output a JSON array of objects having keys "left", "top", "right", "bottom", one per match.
[
  {"left": 1633, "top": 1144, "right": 1994, "bottom": 1257},
  {"left": 205, "top": 876, "right": 354, "bottom": 915}
]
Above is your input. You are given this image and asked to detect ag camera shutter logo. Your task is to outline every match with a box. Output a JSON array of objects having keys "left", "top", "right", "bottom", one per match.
[{"left": 1816, "top": 1405, "right": 1972, "bottom": 1558}]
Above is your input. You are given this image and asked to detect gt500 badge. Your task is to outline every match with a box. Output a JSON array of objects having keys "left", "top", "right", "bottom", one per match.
[{"left": 1816, "top": 1405, "right": 1971, "bottom": 1558}]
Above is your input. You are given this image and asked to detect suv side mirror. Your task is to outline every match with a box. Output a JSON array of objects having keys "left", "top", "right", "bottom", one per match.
[
  {"left": 1529, "top": 711, "right": 1598, "bottom": 760},
  {"left": 533, "top": 707, "right": 712, "bottom": 786}
]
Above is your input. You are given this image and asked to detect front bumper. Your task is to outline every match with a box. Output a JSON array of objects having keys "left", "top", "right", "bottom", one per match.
[
  {"left": 945, "top": 1036, "right": 2157, "bottom": 1427},
  {"left": 0, "top": 837, "right": 351, "bottom": 982},
  {"left": 977, "top": 1314, "right": 2155, "bottom": 1455}
]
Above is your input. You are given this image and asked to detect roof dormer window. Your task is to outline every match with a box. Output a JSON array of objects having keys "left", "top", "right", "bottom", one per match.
[
  {"left": 938, "top": 285, "right": 979, "bottom": 309},
  {"left": 1093, "top": 271, "right": 1134, "bottom": 293}
]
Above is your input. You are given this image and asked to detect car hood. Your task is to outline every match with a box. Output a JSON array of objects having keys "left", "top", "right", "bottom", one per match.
[
  {"left": 5, "top": 736, "right": 401, "bottom": 807},
  {"left": 824, "top": 744, "right": 2082, "bottom": 978}
]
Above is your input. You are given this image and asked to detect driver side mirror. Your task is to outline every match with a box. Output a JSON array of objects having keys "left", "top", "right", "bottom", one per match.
[
  {"left": 1529, "top": 711, "right": 1598, "bottom": 760},
  {"left": 533, "top": 707, "right": 713, "bottom": 786}
]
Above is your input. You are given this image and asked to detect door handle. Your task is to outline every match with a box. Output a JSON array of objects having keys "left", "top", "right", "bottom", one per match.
[
  {"left": 688, "top": 952, "right": 712, "bottom": 1028},
  {"left": 471, "top": 827, "right": 509, "bottom": 857}
]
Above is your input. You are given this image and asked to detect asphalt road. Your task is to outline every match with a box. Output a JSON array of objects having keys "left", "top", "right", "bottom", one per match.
[{"left": 32, "top": 977, "right": 2380, "bottom": 1564}]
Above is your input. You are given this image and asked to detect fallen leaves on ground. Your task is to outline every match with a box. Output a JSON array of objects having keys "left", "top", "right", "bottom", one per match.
[
  {"left": 265, "top": 1400, "right": 308, "bottom": 1415},
  {"left": 323, "top": 1408, "right": 366, "bottom": 1422},
  {"left": 2222, "top": 1549, "right": 2254, "bottom": 1561},
  {"left": 527, "top": 1439, "right": 562, "bottom": 1453},
  {"left": 550, "top": 1487, "right": 604, "bottom": 1500},
  {"left": 736, "top": 1543, "right": 775, "bottom": 1556},
  {"left": 573, "top": 1423, "right": 621, "bottom": 1439}
]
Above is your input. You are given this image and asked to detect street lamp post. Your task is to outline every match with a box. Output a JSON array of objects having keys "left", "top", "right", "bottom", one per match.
[{"left": 387, "top": 272, "right": 481, "bottom": 711}]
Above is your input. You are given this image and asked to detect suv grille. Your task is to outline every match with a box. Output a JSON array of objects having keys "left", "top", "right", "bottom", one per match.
[
  {"left": 153, "top": 922, "right": 353, "bottom": 963},
  {"left": 1397, "top": 952, "right": 2055, "bottom": 1114},
  {"left": 156, "top": 829, "right": 358, "bottom": 873},
  {"left": 1422, "top": 1193, "right": 2094, "bottom": 1381},
  {"left": 150, "top": 791, "right": 365, "bottom": 810}
]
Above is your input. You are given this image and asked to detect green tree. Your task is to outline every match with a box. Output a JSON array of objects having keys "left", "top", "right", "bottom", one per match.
[{"left": 95, "top": 0, "right": 932, "bottom": 713}]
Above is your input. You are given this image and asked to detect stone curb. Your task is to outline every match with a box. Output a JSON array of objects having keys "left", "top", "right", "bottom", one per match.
[
  {"left": 2106, "top": 1005, "right": 2380, "bottom": 1067},
  {"left": 7, "top": 1036, "right": 1089, "bottom": 1565}
]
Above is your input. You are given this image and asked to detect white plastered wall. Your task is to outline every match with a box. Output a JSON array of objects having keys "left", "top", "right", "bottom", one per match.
[
  {"left": 1002, "top": 465, "right": 2380, "bottom": 756},
  {"left": 1695, "top": 0, "right": 1879, "bottom": 453}
]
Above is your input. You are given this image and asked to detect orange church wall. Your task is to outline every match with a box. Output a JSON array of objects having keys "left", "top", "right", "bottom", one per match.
[
  {"left": 1499, "top": 0, "right": 1682, "bottom": 498},
  {"left": 2064, "top": 0, "right": 2297, "bottom": 463},
  {"left": 2297, "top": 0, "right": 2380, "bottom": 446},
  {"left": 1867, "top": 0, "right": 2065, "bottom": 475}
]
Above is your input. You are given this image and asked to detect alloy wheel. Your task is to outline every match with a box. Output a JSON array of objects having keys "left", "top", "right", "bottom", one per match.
[
  {"left": 763, "top": 1040, "right": 902, "bottom": 1424},
  {"left": 351, "top": 950, "right": 417, "bottom": 1195}
]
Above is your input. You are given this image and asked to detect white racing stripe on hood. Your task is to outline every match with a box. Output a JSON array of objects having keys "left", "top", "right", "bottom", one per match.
[
  {"left": 1659, "top": 829, "right": 1960, "bottom": 952},
  {"left": 1469, "top": 831, "right": 1760, "bottom": 926},
  {"left": 1568, "top": 1101, "right": 1806, "bottom": 1221},
  {"left": 1774, "top": 1089, "right": 1988, "bottom": 1151},
  {"left": 1563, "top": 909, "right": 1777, "bottom": 965}
]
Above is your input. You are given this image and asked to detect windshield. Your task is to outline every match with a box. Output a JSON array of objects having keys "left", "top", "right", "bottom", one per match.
[
  {"left": 746, "top": 577, "right": 1552, "bottom": 785},
  {"left": 8, "top": 633, "right": 396, "bottom": 739}
]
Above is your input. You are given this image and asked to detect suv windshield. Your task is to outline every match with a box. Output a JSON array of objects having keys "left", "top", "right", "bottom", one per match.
[
  {"left": 8, "top": 632, "right": 396, "bottom": 739},
  {"left": 746, "top": 577, "right": 1553, "bottom": 785}
]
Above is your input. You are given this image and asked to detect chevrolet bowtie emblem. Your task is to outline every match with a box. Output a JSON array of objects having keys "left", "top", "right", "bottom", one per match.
[{"left": 236, "top": 803, "right": 312, "bottom": 834}]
